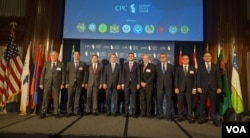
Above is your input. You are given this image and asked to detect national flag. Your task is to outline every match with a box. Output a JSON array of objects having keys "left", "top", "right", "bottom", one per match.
[
  {"left": 71, "top": 44, "right": 75, "bottom": 61},
  {"left": 193, "top": 45, "right": 198, "bottom": 70},
  {"left": 231, "top": 47, "right": 244, "bottom": 114},
  {"left": 0, "top": 27, "right": 23, "bottom": 106},
  {"left": 47, "top": 43, "right": 53, "bottom": 62},
  {"left": 30, "top": 46, "right": 42, "bottom": 109},
  {"left": 218, "top": 47, "right": 231, "bottom": 116},
  {"left": 178, "top": 48, "right": 182, "bottom": 66},
  {"left": 20, "top": 43, "right": 31, "bottom": 114},
  {"left": 205, "top": 43, "right": 209, "bottom": 52},
  {"left": 204, "top": 44, "right": 211, "bottom": 112},
  {"left": 58, "top": 41, "right": 63, "bottom": 62}
]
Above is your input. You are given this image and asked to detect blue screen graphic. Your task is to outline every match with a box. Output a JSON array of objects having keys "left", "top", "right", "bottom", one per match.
[{"left": 63, "top": 0, "right": 203, "bottom": 41}]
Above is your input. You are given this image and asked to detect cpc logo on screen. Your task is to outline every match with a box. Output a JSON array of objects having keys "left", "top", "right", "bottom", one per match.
[{"left": 115, "top": 4, "right": 136, "bottom": 13}]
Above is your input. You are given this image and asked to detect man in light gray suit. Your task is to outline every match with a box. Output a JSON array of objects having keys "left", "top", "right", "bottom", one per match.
[
  {"left": 103, "top": 53, "right": 121, "bottom": 116},
  {"left": 65, "top": 51, "right": 87, "bottom": 117},
  {"left": 39, "top": 51, "right": 65, "bottom": 119},
  {"left": 85, "top": 54, "right": 103, "bottom": 115}
]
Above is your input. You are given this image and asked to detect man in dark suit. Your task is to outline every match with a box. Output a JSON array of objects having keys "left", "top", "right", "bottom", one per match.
[
  {"left": 174, "top": 55, "right": 196, "bottom": 123},
  {"left": 197, "top": 52, "right": 222, "bottom": 126},
  {"left": 103, "top": 53, "right": 121, "bottom": 116},
  {"left": 121, "top": 53, "right": 140, "bottom": 117},
  {"left": 65, "top": 51, "right": 87, "bottom": 117},
  {"left": 139, "top": 54, "right": 155, "bottom": 118},
  {"left": 39, "top": 51, "right": 65, "bottom": 119},
  {"left": 85, "top": 54, "right": 103, "bottom": 115},
  {"left": 155, "top": 53, "right": 175, "bottom": 120}
]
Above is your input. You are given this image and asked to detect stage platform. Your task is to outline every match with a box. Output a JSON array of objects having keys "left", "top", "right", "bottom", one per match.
[{"left": 0, "top": 113, "right": 221, "bottom": 138}]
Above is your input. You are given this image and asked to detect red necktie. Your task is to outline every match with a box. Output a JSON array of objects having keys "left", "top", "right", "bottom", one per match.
[{"left": 143, "top": 64, "right": 147, "bottom": 72}]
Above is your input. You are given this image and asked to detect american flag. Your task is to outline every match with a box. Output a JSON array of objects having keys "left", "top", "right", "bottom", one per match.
[{"left": 0, "top": 30, "right": 23, "bottom": 106}]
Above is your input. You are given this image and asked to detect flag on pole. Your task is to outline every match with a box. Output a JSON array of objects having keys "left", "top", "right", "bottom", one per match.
[
  {"left": 231, "top": 47, "right": 244, "bottom": 114},
  {"left": 20, "top": 43, "right": 31, "bottom": 115},
  {"left": 58, "top": 41, "right": 63, "bottom": 62},
  {"left": 178, "top": 48, "right": 182, "bottom": 66},
  {"left": 204, "top": 43, "right": 211, "bottom": 112},
  {"left": 193, "top": 45, "right": 198, "bottom": 70},
  {"left": 71, "top": 44, "right": 75, "bottom": 61},
  {"left": 47, "top": 43, "right": 53, "bottom": 62},
  {"left": 218, "top": 47, "right": 231, "bottom": 116},
  {"left": 0, "top": 24, "right": 23, "bottom": 106},
  {"left": 30, "top": 45, "right": 42, "bottom": 109}
]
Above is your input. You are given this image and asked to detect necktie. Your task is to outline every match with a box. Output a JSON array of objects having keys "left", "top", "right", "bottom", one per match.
[
  {"left": 207, "top": 63, "right": 210, "bottom": 73},
  {"left": 112, "top": 63, "right": 115, "bottom": 72},
  {"left": 162, "top": 63, "right": 166, "bottom": 74},
  {"left": 184, "top": 65, "right": 187, "bottom": 76},
  {"left": 93, "top": 63, "right": 97, "bottom": 73},
  {"left": 143, "top": 64, "right": 147, "bottom": 72},
  {"left": 75, "top": 62, "right": 79, "bottom": 71},
  {"left": 52, "top": 63, "right": 56, "bottom": 73},
  {"left": 129, "top": 62, "right": 133, "bottom": 72}
]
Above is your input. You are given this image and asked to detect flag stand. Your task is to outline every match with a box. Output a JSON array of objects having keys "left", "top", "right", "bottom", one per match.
[{"left": 32, "top": 106, "right": 37, "bottom": 115}]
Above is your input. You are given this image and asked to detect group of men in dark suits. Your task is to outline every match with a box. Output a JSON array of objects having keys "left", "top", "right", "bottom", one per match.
[{"left": 39, "top": 51, "right": 222, "bottom": 127}]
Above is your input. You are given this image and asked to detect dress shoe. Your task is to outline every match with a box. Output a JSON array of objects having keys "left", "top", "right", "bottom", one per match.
[
  {"left": 213, "top": 120, "right": 219, "bottom": 127},
  {"left": 132, "top": 114, "right": 137, "bottom": 118},
  {"left": 188, "top": 118, "right": 195, "bottom": 124},
  {"left": 198, "top": 119, "right": 207, "bottom": 124},
  {"left": 157, "top": 115, "right": 164, "bottom": 120},
  {"left": 85, "top": 112, "right": 91, "bottom": 116},
  {"left": 39, "top": 114, "right": 46, "bottom": 119},
  {"left": 54, "top": 114, "right": 60, "bottom": 119},
  {"left": 166, "top": 116, "right": 173, "bottom": 121},
  {"left": 177, "top": 117, "right": 184, "bottom": 122},
  {"left": 106, "top": 112, "right": 111, "bottom": 116},
  {"left": 66, "top": 113, "right": 72, "bottom": 117},
  {"left": 93, "top": 112, "right": 99, "bottom": 116},
  {"left": 124, "top": 113, "right": 129, "bottom": 117}
]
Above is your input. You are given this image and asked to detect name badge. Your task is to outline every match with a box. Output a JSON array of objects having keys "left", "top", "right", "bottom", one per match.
[
  {"left": 79, "top": 67, "right": 83, "bottom": 70},
  {"left": 189, "top": 70, "right": 194, "bottom": 74},
  {"left": 146, "top": 69, "right": 151, "bottom": 72},
  {"left": 56, "top": 67, "right": 61, "bottom": 71}
]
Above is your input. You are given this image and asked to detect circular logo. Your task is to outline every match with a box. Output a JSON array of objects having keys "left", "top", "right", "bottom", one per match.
[
  {"left": 76, "top": 23, "right": 86, "bottom": 32},
  {"left": 98, "top": 24, "right": 107, "bottom": 33},
  {"left": 180, "top": 25, "right": 189, "bottom": 34},
  {"left": 88, "top": 23, "right": 96, "bottom": 32},
  {"left": 122, "top": 24, "right": 131, "bottom": 33},
  {"left": 168, "top": 25, "right": 178, "bottom": 34},
  {"left": 158, "top": 25, "right": 164, "bottom": 32},
  {"left": 133, "top": 24, "right": 143, "bottom": 34},
  {"left": 145, "top": 24, "right": 154, "bottom": 34}
]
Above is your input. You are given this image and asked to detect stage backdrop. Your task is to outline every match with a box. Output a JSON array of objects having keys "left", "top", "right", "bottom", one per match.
[{"left": 80, "top": 39, "right": 175, "bottom": 65}]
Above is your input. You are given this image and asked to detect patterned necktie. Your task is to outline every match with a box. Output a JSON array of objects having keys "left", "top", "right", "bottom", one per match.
[
  {"left": 129, "top": 62, "right": 133, "bottom": 72},
  {"left": 52, "top": 63, "right": 56, "bottom": 73}
]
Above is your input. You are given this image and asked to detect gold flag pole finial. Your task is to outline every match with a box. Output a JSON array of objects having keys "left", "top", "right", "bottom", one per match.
[{"left": 10, "top": 21, "right": 17, "bottom": 39}]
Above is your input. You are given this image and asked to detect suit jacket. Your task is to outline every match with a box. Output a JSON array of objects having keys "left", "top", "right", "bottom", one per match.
[
  {"left": 155, "top": 62, "right": 175, "bottom": 91},
  {"left": 103, "top": 63, "right": 121, "bottom": 89},
  {"left": 40, "top": 61, "right": 65, "bottom": 88},
  {"left": 87, "top": 63, "right": 103, "bottom": 87},
  {"left": 66, "top": 61, "right": 87, "bottom": 87},
  {"left": 174, "top": 65, "right": 196, "bottom": 92},
  {"left": 197, "top": 62, "right": 222, "bottom": 91},
  {"left": 122, "top": 61, "right": 140, "bottom": 88},
  {"left": 140, "top": 63, "right": 155, "bottom": 85}
]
